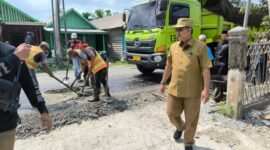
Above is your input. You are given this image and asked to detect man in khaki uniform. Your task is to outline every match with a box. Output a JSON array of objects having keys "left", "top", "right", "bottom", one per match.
[{"left": 160, "top": 18, "right": 212, "bottom": 150}]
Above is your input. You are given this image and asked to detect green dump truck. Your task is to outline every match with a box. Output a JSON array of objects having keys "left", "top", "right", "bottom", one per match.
[{"left": 124, "top": 0, "right": 234, "bottom": 74}]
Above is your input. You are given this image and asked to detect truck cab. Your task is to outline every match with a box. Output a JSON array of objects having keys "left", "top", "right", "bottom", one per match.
[{"left": 124, "top": 0, "right": 232, "bottom": 74}]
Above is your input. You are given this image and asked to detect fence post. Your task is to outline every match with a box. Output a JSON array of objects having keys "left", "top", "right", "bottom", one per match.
[{"left": 227, "top": 27, "right": 248, "bottom": 119}]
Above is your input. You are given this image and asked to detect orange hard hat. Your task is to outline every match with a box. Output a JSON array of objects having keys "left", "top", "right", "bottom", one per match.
[{"left": 79, "top": 42, "right": 88, "bottom": 48}]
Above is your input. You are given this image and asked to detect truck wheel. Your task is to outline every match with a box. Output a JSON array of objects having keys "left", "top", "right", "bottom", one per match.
[{"left": 136, "top": 65, "right": 155, "bottom": 75}]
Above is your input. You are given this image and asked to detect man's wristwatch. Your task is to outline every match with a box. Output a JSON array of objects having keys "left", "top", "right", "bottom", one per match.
[{"left": 160, "top": 81, "right": 166, "bottom": 85}]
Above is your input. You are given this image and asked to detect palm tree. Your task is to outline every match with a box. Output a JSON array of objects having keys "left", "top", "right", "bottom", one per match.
[
  {"left": 82, "top": 9, "right": 114, "bottom": 20},
  {"left": 82, "top": 12, "right": 95, "bottom": 21},
  {"left": 95, "top": 9, "right": 105, "bottom": 19},
  {"left": 105, "top": 9, "right": 112, "bottom": 16},
  {"left": 82, "top": 12, "right": 91, "bottom": 20}
]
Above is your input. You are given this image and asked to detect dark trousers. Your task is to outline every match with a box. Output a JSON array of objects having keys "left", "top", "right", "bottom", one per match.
[
  {"left": 217, "top": 66, "right": 228, "bottom": 75},
  {"left": 94, "top": 68, "right": 109, "bottom": 97}
]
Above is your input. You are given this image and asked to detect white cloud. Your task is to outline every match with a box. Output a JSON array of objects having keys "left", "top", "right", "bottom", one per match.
[
  {"left": 4, "top": 0, "right": 139, "bottom": 20},
  {"left": 24, "top": 0, "right": 50, "bottom": 8}
]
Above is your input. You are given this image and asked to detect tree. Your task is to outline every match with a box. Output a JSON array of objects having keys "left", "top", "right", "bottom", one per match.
[
  {"left": 105, "top": 9, "right": 112, "bottom": 16},
  {"left": 229, "top": 0, "right": 244, "bottom": 6},
  {"left": 82, "top": 12, "right": 91, "bottom": 20},
  {"left": 82, "top": 9, "right": 114, "bottom": 21},
  {"left": 95, "top": 9, "right": 105, "bottom": 19}
]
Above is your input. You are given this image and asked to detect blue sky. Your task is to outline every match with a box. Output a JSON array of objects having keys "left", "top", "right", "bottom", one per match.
[
  {"left": 4, "top": 0, "right": 261, "bottom": 21},
  {"left": 4, "top": 0, "right": 140, "bottom": 21}
]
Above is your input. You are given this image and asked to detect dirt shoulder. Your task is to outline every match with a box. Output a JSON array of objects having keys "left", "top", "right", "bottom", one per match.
[
  {"left": 15, "top": 92, "right": 270, "bottom": 150},
  {"left": 14, "top": 66, "right": 270, "bottom": 150}
]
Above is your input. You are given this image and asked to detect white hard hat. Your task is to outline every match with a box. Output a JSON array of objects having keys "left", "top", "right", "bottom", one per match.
[
  {"left": 199, "top": 34, "right": 206, "bottom": 40},
  {"left": 71, "top": 33, "right": 77, "bottom": 39}
]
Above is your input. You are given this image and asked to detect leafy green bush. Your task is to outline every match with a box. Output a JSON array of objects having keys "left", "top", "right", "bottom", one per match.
[{"left": 218, "top": 102, "right": 234, "bottom": 118}]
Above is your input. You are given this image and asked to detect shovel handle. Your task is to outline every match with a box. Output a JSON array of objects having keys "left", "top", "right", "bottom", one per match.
[
  {"left": 81, "top": 70, "right": 92, "bottom": 93},
  {"left": 38, "top": 66, "right": 82, "bottom": 96},
  {"left": 70, "top": 69, "right": 84, "bottom": 88},
  {"left": 105, "top": 60, "right": 109, "bottom": 98},
  {"left": 65, "top": 62, "right": 70, "bottom": 79},
  {"left": 53, "top": 76, "right": 82, "bottom": 96}
]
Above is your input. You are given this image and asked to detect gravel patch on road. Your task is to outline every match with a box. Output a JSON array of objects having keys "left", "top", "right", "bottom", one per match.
[{"left": 16, "top": 86, "right": 160, "bottom": 139}]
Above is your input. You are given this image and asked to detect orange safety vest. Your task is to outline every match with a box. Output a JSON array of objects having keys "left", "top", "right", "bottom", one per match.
[
  {"left": 91, "top": 50, "right": 107, "bottom": 74},
  {"left": 25, "top": 46, "right": 43, "bottom": 69}
]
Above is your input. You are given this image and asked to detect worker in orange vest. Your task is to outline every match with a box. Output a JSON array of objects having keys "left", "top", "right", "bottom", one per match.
[
  {"left": 67, "top": 48, "right": 90, "bottom": 85},
  {"left": 79, "top": 42, "right": 110, "bottom": 101},
  {"left": 25, "top": 41, "right": 54, "bottom": 77}
]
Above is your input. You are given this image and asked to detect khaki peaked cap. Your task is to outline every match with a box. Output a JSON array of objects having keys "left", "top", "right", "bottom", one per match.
[
  {"left": 40, "top": 41, "right": 50, "bottom": 49},
  {"left": 173, "top": 18, "right": 193, "bottom": 28}
]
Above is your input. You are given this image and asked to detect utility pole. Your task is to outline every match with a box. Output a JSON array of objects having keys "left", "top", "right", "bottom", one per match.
[
  {"left": 268, "top": 0, "right": 270, "bottom": 20},
  {"left": 52, "top": 0, "right": 62, "bottom": 64},
  {"left": 243, "top": 0, "right": 251, "bottom": 28},
  {"left": 62, "top": 0, "right": 68, "bottom": 47}
]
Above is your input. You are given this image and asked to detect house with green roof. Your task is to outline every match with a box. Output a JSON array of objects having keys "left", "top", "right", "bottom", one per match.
[
  {"left": 0, "top": 0, "right": 44, "bottom": 46},
  {"left": 44, "top": 8, "right": 107, "bottom": 52}
]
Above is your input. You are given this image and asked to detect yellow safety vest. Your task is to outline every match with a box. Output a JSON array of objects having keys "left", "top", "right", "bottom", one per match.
[
  {"left": 92, "top": 50, "right": 107, "bottom": 74},
  {"left": 25, "top": 46, "right": 43, "bottom": 69}
]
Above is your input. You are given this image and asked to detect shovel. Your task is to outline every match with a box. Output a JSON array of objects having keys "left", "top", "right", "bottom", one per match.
[
  {"left": 62, "top": 61, "right": 70, "bottom": 84},
  {"left": 81, "top": 70, "right": 92, "bottom": 93},
  {"left": 52, "top": 75, "right": 83, "bottom": 96},
  {"left": 70, "top": 69, "right": 84, "bottom": 88},
  {"left": 38, "top": 66, "right": 82, "bottom": 96},
  {"left": 104, "top": 60, "right": 113, "bottom": 103}
]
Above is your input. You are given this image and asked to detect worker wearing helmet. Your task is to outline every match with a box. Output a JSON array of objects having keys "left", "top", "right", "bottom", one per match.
[
  {"left": 79, "top": 42, "right": 111, "bottom": 102},
  {"left": 66, "top": 33, "right": 82, "bottom": 81},
  {"left": 25, "top": 41, "right": 54, "bottom": 77}
]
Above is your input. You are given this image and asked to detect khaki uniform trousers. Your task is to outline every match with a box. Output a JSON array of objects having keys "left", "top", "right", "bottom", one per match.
[
  {"left": 167, "top": 94, "right": 201, "bottom": 146},
  {"left": 0, "top": 129, "right": 16, "bottom": 150}
]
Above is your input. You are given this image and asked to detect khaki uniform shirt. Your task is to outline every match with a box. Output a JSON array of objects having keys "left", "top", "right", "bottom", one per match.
[{"left": 167, "top": 38, "right": 212, "bottom": 97}]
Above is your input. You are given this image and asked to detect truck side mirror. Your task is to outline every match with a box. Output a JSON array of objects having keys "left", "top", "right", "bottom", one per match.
[
  {"left": 156, "top": 12, "right": 166, "bottom": 20},
  {"left": 122, "top": 13, "right": 126, "bottom": 22},
  {"left": 160, "top": 0, "right": 168, "bottom": 11}
]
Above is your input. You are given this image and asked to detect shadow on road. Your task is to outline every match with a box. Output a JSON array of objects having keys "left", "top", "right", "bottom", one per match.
[{"left": 133, "top": 71, "right": 163, "bottom": 84}]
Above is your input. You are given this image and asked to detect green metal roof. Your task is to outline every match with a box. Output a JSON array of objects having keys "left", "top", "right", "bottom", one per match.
[
  {"left": 44, "top": 28, "right": 107, "bottom": 35},
  {"left": 0, "top": 0, "right": 38, "bottom": 22},
  {"left": 46, "top": 8, "right": 98, "bottom": 30}
]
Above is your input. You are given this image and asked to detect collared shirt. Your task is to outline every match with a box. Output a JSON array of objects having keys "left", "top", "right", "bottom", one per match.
[
  {"left": 85, "top": 47, "right": 96, "bottom": 61},
  {"left": 167, "top": 38, "right": 212, "bottom": 97},
  {"left": 76, "top": 47, "right": 96, "bottom": 67}
]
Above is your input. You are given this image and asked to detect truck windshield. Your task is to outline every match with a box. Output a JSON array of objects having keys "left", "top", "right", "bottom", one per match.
[{"left": 127, "top": 1, "right": 165, "bottom": 31}]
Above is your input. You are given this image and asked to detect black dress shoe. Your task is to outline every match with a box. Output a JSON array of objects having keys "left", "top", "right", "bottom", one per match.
[
  {"left": 185, "top": 146, "right": 193, "bottom": 150},
  {"left": 173, "top": 130, "right": 182, "bottom": 140}
]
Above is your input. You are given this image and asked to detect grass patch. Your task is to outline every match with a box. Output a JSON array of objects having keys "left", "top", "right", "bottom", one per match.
[{"left": 217, "top": 102, "right": 234, "bottom": 118}]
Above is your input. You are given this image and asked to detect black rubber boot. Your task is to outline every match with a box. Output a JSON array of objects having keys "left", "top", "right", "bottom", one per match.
[
  {"left": 85, "top": 80, "right": 90, "bottom": 86},
  {"left": 105, "top": 88, "right": 111, "bottom": 97},
  {"left": 185, "top": 146, "right": 193, "bottom": 150},
  {"left": 89, "top": 97, "right": 100, "bottom": 102},
  {"left": 88, "top": 89, "right": 100, "bottom": 102}
]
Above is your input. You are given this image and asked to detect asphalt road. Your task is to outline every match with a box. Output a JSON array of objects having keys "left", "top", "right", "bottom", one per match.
[{"left": 19, "top": 65, "right": 164, "bottom": 112}]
